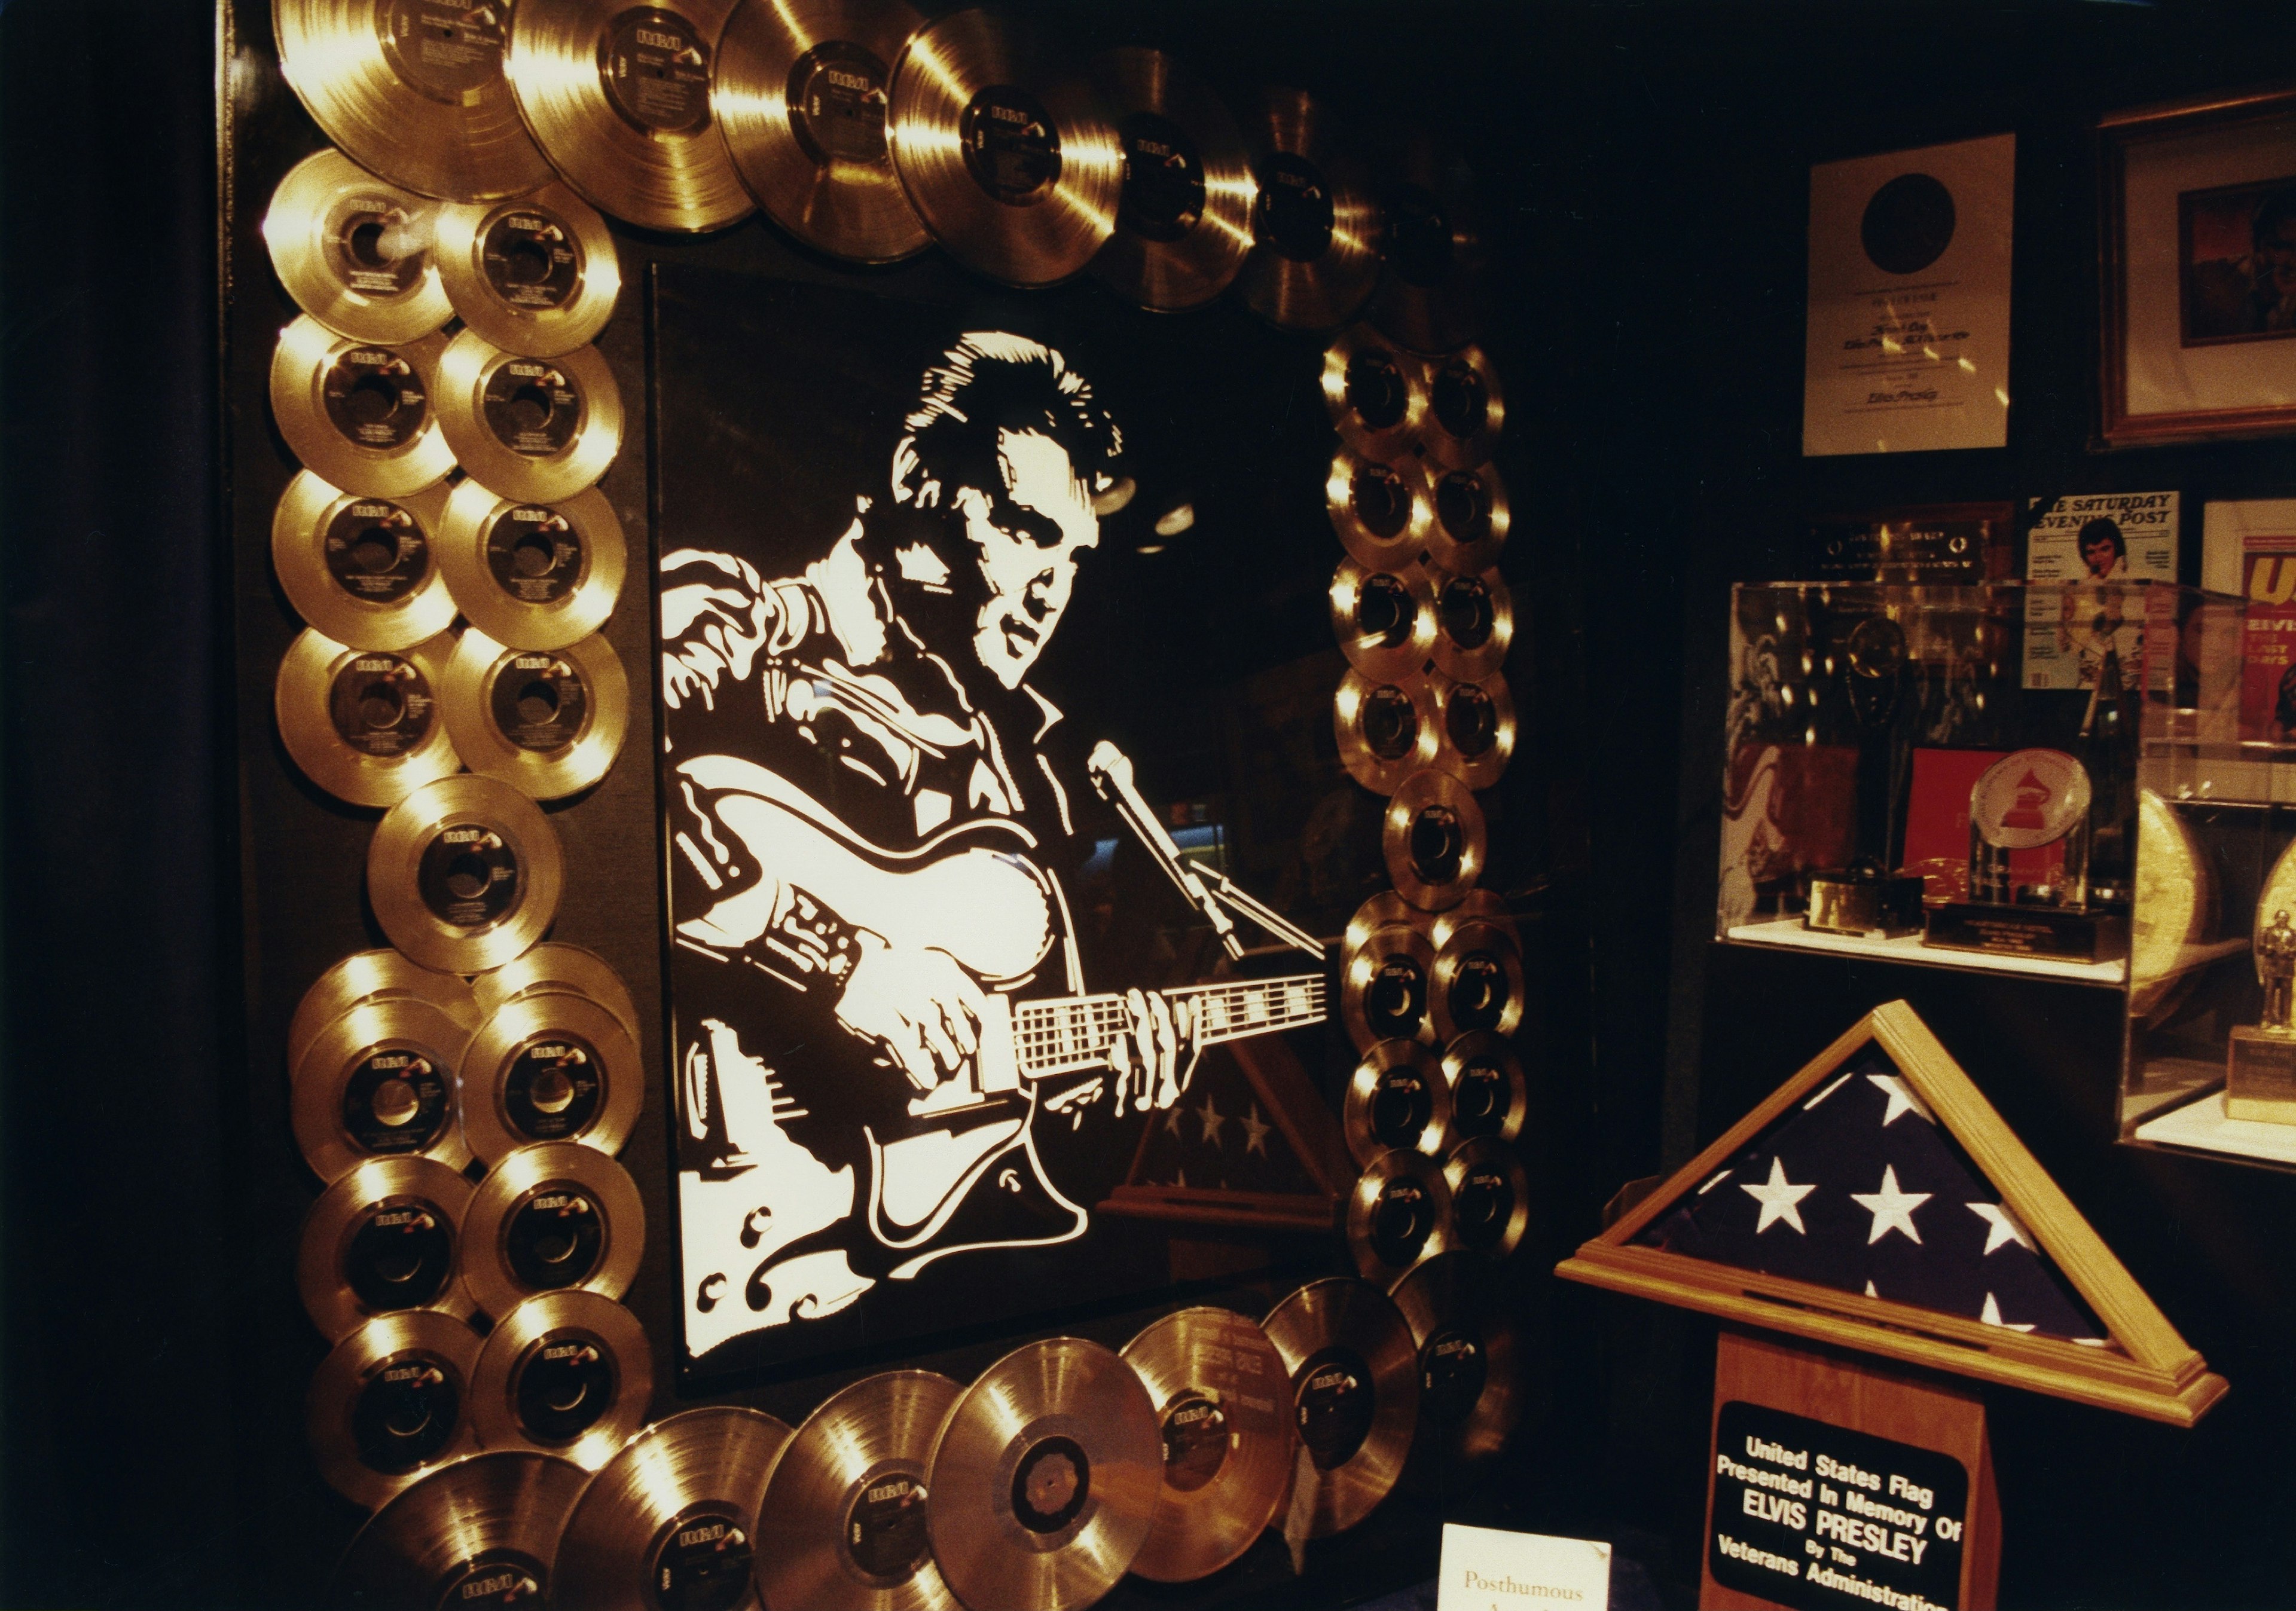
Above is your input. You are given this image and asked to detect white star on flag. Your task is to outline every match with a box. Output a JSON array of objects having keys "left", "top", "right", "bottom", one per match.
[
  {"left": 1239, "top": 1102, "right": 1271, "bottom": 1157},
  {"left": 1196, "top": 1094, "right": 1228, "bottom": 1148},
  {"left": 1850, "top": 1164, "right": 1931, "bottom": 1245},
  {"left": 1980, "top": 1292, "right": 2035, "bottom": 1332},
  {"left": 1867, "top": 1074, "right": 1935, "bottom": 1126},
  {"left": 1739, "top": 1156, "right": 1816, "bottom": 1234},
  {"left": 1967, "top": 1201, "right": 2035, "bottom": 1256},
  {"left": 1164, "top": 1104, "right": 1186, "bottom": 1139}
]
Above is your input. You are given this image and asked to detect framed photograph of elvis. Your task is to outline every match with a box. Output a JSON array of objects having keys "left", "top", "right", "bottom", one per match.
[
  {"left": 2099, "top": 82, "right": 2296, "bottom": 447},
  {"left": 649, "top": 264, "right": 1366, "bottom": 1383}
]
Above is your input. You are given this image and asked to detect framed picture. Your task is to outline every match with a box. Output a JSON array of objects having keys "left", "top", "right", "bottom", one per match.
[{"left": 2099, "top": 83, "right": 2296, "bottom": 447}]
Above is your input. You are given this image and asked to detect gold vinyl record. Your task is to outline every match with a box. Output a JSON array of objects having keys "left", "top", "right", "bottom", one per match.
[
  {"left": 1325, "top": 447, "right": 1433, "bottom": 571},
  {"left": 276, "top": 626, "right": 462, "bottom": 808},
  {"left": 433, "top": 183, "right": 622, "bottom": 357},
  {"left": 270, "top": 317, "right": 454, "bottom": 499},
  {"left": 273, "top": 472, "right": 457, "bottom": 652},
  {"left": 264, "top": 148, "right": 451, "bottom": 344},
  {"left": 553, "top": 1407, "right": 796, "bottom": 1611},
  {"left": 441, "top": 628, "right": 629, "bottom": 800},
  {"left": 437, "top": 481, "right": 627, "bottom": 652},
  {"left": 1260, "top": 1277, "right": 1418, "bottom": 1539},
  {"left": 470, "top": 1289, "right": 653, "bottom": 1469},
  {"left": 886, "top": 8, "right": 1123, "bottom": 288},
  {"left": 1083, "top": 47, "right": 1253, "bottom": 312},
  {"left": 1432, "top": 672, "right": 1515, "bottom": 791},
  {"left": 1428, "top": 565, "right": 1515, "bottom": 683},
  {"left": 307, "top": 1309, "right": 483, "bottom": 1508},
  {"left": 1431, "top": 888, "right": 1518, "bottom": 952},
  {"left": 1344, "top": 1041, "right": 1452, "bottom": 1167},
  {"left": 1334, "top": 667, "right": 1439, "bottom": 796},
  {"left": 472, "top": 942, "right": 641, "bottom": 1038},
  {"left": 1441, "top": 1031, "right": 1527, "bottom": 1147},
  {"left": 1345, "top": 889, "right": 1428, "bottom": 956},
  {"left": 1364, "top": 131, "right": 1494, "bottom": 356},
  {"left": 293, "top": 996, "right": 476, "bottom": 1183},
  {"left": 460, "top": 1141, "right": 645, "bottom": 1319},
  {"left": 1384, "top": 769, "right": 1486, "bottom": 912},
  {"left": 1421, "top": 345, "right": 1504, "bottom": 471},
  {"left": 1341, "top": 918, "right": 1436, "bottom": 1053},
  {"left": 926, "top": 1336, "right": 1162, "bottom": 1611},
  {"left": 1425, "top": 460, "right": 1510, "bottom": 574},
  {"left": 1444, "top": 1137, "right": 1531, "bottom": 1262},
  {"left": 1321, "top": 326, "right": 1428, "bottom": 458},
  {"left": 1347, "top": 1149, "right": 1452, "bottom": 1280},
  {"left": 1386, "top": 1251, "right": 1521, "bottom": 1466},
  {"left": 299, "top": 1153, "right": 477, "bottom": 1341},
  {"left": 289, "top": 947, "right": 481, "bottom": 1074},
  {"left": 715, "top": 0, "right": 931, "bottom": 264},
  {"left": 435, "top": 331, "right": 624, "bottom": 503},
  {"left": 1431, "top": 918, "right": 1524, "bottom": 1043},
  {"left": 1330, "top": 558, "right": 1436, "bottom": 683},
  {"left": 755, "top": 1369, "right": 963, "bottom": 1611},
  {"left": 459, "top": 992, "right": 644, "bottom": 1166},
  {"left": 1234, "top": 88, "right": 1382, "bottom": 331},
  {"left": 367, "top": 774, "right": 564, "bottom": 973},
  {"left": 504, "top": 0, "right": 754, "bottom": 233},
  {"left": 326, "top": 1450, "right": 589, "bottom": 1610},
  {"left": 2134, "top": 788, "right": 2215, "bottom": 1023},
  {"left": 274, "top": 1, "right": 555, "bottom": 202},
  {"left": 1119, "top": 1307, "right": 1294, "bottom": 1584}
]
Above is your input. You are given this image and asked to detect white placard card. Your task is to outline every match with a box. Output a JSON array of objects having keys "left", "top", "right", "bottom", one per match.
[
  {"left": 1803, "top": 133, "right": 2016, "bottom": 456},
  {"left": 1436, "top": 1523, "right": 1611, "bottom": 1611}
]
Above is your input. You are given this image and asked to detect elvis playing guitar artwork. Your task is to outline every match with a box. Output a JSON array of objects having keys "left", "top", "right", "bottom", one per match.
[{"left": 654, "top": 284, "right": 1329, "bottom": 1373}]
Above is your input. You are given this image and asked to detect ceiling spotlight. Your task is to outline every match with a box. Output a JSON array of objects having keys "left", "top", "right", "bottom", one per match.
[{"left": 1153, "top": 503, "right": 1196, "bottom": 537}]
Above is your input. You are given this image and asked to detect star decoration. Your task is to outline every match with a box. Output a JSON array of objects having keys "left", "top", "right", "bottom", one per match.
[
  {"left": 1967, "top": 1201, "right": 2035, "bottom": 1257},
  {"left": 1739, "top": 1156, "right": 1816, "bottom": 1235},
  {"left": 1867, "top": 1074, "right": 1935, "bottom": 1127},
  {"left": 1864, "top": 1280, "right": 1879, "bottom": 1298},
  {"left": 1979, "top": 1292, "right": 2035, "bottom": 1332},
  {"left": 1174, "top": 1166, "right": 1189, "bottom": 1189},
  {"left": 1163, "top": 1104, "right": 1186, "bottom": 1139},
  {"left": 1697, "top": 1169, "right": 1733, "bottom": 1195},
  {"left": 1196, "top": 1095, "right": 1228, "bottom": 1148},
  {"left": 1804, "top": 1072, "right": 1854, "bottom": 1110},
  {"left": 1849, "top": 1164, "right": 1931, "bottom": 1245},
  {"left": 1239, "top": 1102, "right": 1271, "bottom": 1157}
]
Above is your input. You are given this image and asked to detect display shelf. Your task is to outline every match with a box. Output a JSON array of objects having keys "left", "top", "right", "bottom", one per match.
[
  {"left": 1723, "top": 918, "right": 2128, "bottom": 986},
  {"left": 2132, "top": 1089, "right": 2296, "bottom": 1172}
]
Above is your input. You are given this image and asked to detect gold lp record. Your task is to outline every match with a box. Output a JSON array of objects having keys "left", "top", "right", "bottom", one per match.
[
  {"left": 1445, "top": 1136, "right": 1531, "bottom": 1262},
  {"left": 442, "top": 628, "right": 630, "bottom": 800},
  {"left": 274, "top": 0, "right": 554, "bottom": 202},
  {"left": 298, "top": 1153, "right": 477, "bottom": 1341},
  {"left": 1421, "top": 344, "right": 1505, "bottom": 471},
  {"left": 435, "top": 332, "right": 624, "bottom": 503},
  {"left": 460, "top": 1139, "right": 645, "bottom": 1319},
  {"left": 288, "top": 946, "right": 481, "bottom": 1073},
  {"left": 504, "top": 0, "right": 754, "bottom": 233},
  {"left": 1326, "top": 445, "right": 1433, "bottom": 571},
  {"left": 887, "top": 9, "right": 1122, "bottom": 288},
  {"left": 471, "top": 1288, "right": 653, "bottom": 1469},
  {"left": 367, "top": 774, "right": 564, "bottom": 973},
  {"left": 715, "top": 0, "right": 930, "bottom": 263},
  {"left": 1428, "top": 565, "right": 1514, "bottom": 683},
  {"left": 438, "top": 481, "right": 627, "bottom": 652},
  {"left": 553, "top": 1407, "right": 796, "bottom": 1611},
  {"left": 292, "top": 994, "right": 476, "bottom": 1183},
  {"left": 1385, "top": 769, "right": 1486, "bottom": 912},
  {"left": 1442, "top": 1030, "right": 1528, "bottom": 1147},
  {"left": 1348, "top": 1148, "right": 1453, "bottom": 1280},
  {"left": 1366, "top": 130, "right": 1493, "bottom": 356},
  {"left": 1084, "top": 47, "right": 1252, "bottom": 312},
  {"left": 1431, "top": 915, "right": 1523, "bottom": 1042},
  {"left": 1321, "top": 326, "right": 1428, "bottom": 458},
  {"left": 1262, "top": 1277, "right": 1419, "bottom": 1539},
  {"left": 307, "top": 1309, "right": 481, "bottom": 1508},
  {"left": 1330, "top": 558, "right": 1436, "bottom": 682},
  {"left": 1387, "top": 1249, "right": 1522, "bottom": 1466},
  {"left": 1341, "top": 893, "right": 1436, "bottom": 1051},
  {"left": 926, "top": 1337, "right": 1163, "bottom": 1611},
  {"left": 756, "top": 1369, "right": 963, "bottom": 1611},
  {"left": 1119, "top": 1307, "right": 1294, "bottom": 1584},
  {"left": 1335, "top": 667, "right": 1439, "bottom": 796},
  {"left": 1344, "top": 1040, "right": 1452, "bottom": 1167},
  {"left": 270, "top": 317, "right": 453, "bottom": 499},
  {"left": 459, "top": 991, "right": 645, "bottom": 1167},
  {"left": 1235, "top": 88, "right": 1382, "bottom": 330},
  {"left": 1425, "top": 459, "right": 1510, "bottom": 574},
  {"left": 471, "top": 941, "right": 640, "bottom": 1038},
  {"left": 433, "top": 182, "right": 621, "bottom": 357},
  {"left": 325, "top": 1450, "right": 588, "bottom": 1611},
  {"left": 1433, "top": 672, "right": 1515, "bottom": 792},
  {"left": 275, "top": 626, "right": 460, "bottom": 808},
  {"left": 272, "top": 472, "right": 457, "bottom": 652},
  {"left": 264, "top": 147, "right": 451, "bottom": 344}
]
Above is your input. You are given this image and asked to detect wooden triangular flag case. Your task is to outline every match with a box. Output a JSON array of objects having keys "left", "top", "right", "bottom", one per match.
[{"left": 1558, "top": 1001, "right": 2226, "bottom": 1425}]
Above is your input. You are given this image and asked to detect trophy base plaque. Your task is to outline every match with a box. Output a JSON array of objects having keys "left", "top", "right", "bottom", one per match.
[
  {"left": 1925, "top": 902, "right": 2129, "bottom": 963},
  {"left": 2226, "top": 1026, "right": 2296, "bottom": 1125},
  {"left": 1804, "top": 870, "right": 1926, "bottom": 939}
]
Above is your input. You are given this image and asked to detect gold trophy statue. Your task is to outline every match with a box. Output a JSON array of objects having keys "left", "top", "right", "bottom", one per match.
[{"left": 2227, "top": 909, "right": 2296, "bottom": 1124}]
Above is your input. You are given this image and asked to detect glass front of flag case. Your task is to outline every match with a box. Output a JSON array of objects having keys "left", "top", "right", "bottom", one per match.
[{"left": 1715, "top": 578, "right": 2296, "bottom": 1172}]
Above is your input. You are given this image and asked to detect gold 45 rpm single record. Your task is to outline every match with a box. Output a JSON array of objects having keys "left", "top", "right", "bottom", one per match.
[
  {"left": 1366, "top": 130, "right": 1494, "bottom": 357},
  {"left": 273, "top": 472, "right": 457, "bottom": 652},
  {"left": 887, "top": 8, "right": 1123, "bottom": 288},
  {"left": 433, "top": 183, "right": 622, "bottom": 357},
  {"left": 505, "top": 0, "right": 753, "bottom": 233},
  {"left": 1235, "top": 88, "right": 1382, "bottom": 331},
  {"left": 461, "top": 1141, "right": 645, "bottom": 1319},
  {"left": 1387, "top": 1249, "right": 1522, "bottom": 1467},
  {"left": 442, "top": 628, "right": 629, "bottom": 801},
  {"left": 1425, "top": 460, "right": 1510, "bottom": 574},
  {"left": 1442, "top": 1031, "right": 1527, "bottom": 1147},
  {"left": 471, "top": 942, "right": 640, "bottom": 1039},
  {"left": 1431, "top": 672, "right": 1515, "bottom": 792},
  {"left": 1445, "top": 1136, "right": 1531, "bottom": 1262},
  {"left": 1421, "top": 344, "right": 1505, "bottom": 471},
  {"left": 1341, "top": 901, "right": 1436, "bottom": 1053},
  {"left": 271, "top": 317, "right": 454, "bottom": 499},
  {"left": 1085, "top": 47, "right": 1253, "bottom": 313},
  {"left": 289, "top": 947, "right": 481, "bottom": 1074},
  {"left": 326, "top": 1450, "right": 588, "bottom": 1611},
  {"left": 1326, "top": 447, "right": 1434, "bottom": 571},
  {"left": 1345, "top": 1040, "right": 1452, "bottom": 1167},
  {"left": 368, "top": 774, "right": 564, "bottom": 973},
  {"left": 1385, "top": 768, "right": 1486, "bottom": 912},
  {"left": 1431, "top": 917, "right": 1523, "bottom": 1043},
  {"left": 293, "top": 996, "right": 476, "bottom": 1183},
  {"left": 1335, "top": 667, "right": 1439, "bottom": 796},
  {"left": 438, "top": 481, "right": 627, "bottom": 652},
  {"left": 1348, "top": 1148, "right": 1453, "bottom": 1280},
  {"left": 553, "top": 1407, "right": 796, "bottom": 1611},
  {"left": 715, "top": 0, "right": 930, "bottom": 264},
  {"left": 459, "top": 991, "right": 645, "bottom": 1166},
  {"left": 1261, "top": 1277, "right": 1419, "bottom": 1539},
  {"left": 265, "top": 147, "right": 451, "bottom": 345},
  {"left": 756, "top": 1369, "right": 964, "bottom": 1611},
  {"left": 276, "top": 626, "right": 462, "bottom": 808},
  {"left": 1330, "top": 557, "right": 1436, "bottom": 683},
  {"left": 471, "top": 1288, "right": 653, "bottom": 1469},
  {"left": 1321, "top": 326, "right": 1428, "bottom": 458},
  {"left": 1428, "top": 565, "right": 1515, "bottom": 683},
  {"left": 1119, "top": 1307, "right": 1294, "bottom": 1584},
  {"left": 307, "top": 1309, "right": 482, "bottom": 1508},
  {"left": 275, "top": 1, "right": 555, "bottom": 202},
  {"left": 435, "top": 332, "right": 624, "bottom": 504},
  {"left": 300, "top": 1153, "right": 477, "bottom": 1342},
  {"left": 926, "top": 1336, "right": 1163, "bottom": 1611}
]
